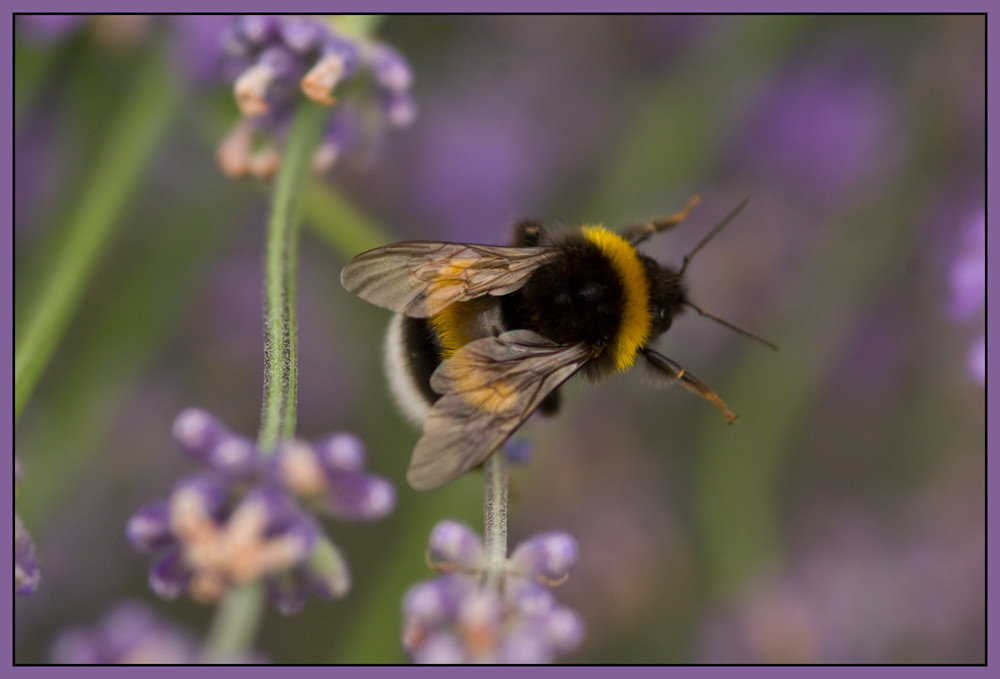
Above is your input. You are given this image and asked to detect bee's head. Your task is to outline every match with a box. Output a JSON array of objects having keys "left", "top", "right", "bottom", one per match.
[{"left": 642, "top": 256, "right": 688, "bottom": 338}]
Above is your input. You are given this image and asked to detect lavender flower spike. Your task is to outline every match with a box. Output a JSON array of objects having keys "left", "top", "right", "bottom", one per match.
[
  {"left": 49, "top": 601, "right": 200, "bottom": 664},
  {"left": 15, "top": 458, "right": 40, "bottom": 596},
  {"left": 218, "top": 15, "right": 417, "bottom": 177},
  {"left": 128, "top": 407, "right": 395, "bottom": 611},
  {"left": 403, "top": 521, "right": 585, "bottom": 663},
  {"left": 15, "top": 515, "right": 40, "bottom": 596}
]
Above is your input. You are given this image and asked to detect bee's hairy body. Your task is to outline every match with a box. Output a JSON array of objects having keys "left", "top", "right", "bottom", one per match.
[
  {"left": 342, "top": 195, "right": 751, "bottom": 490},
  {"left": 385, "top": 226, "right": 688, "bottom": 425}
]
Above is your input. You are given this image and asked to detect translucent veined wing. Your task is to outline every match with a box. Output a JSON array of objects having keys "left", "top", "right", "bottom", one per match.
[
  {"left": 340, "top": 242, "right": 556, "bottom": 318},
  {"left": 406, "top": 330, "right": 594, "bottom": 490}
]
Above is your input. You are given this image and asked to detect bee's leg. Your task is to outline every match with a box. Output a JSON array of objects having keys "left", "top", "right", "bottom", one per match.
[
  {"left": 621, "top": 195, "right": 701, "bottom": 245},
  {"left": 537, "top": 388, "right": 561, "bottom": 416},
  {"left": 511, "top": 218, "right": 548, "bottom": 247},
  {"left": 642, "top": 348, "right": 736, "bottom": 424}
]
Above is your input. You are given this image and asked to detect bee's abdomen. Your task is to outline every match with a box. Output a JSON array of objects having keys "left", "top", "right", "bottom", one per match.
[{"left": 385, "top": 314, "right": 443, "bottom": 425}]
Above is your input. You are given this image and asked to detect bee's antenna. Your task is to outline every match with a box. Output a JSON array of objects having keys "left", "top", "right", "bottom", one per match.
[
  {"left": 679, "top": 195, "right": 750, "bottom": 275},
  {"left": 684, "top": 301, "right": 779, "bottom": 352}
]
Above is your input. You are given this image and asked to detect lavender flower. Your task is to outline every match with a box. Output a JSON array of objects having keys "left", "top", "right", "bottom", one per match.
[
  {"left": 698, "top": 506, "right": 985, "bottom": 663},
  {"left": 126, "top": 409, "right": 394, "bottom": 612},
  {"left": 15, "top": 458, "right": 40, "bottom": 596},
  {"left": 217, "top": 15, "right": 416, "bottom": 179},
  {"left": 949, "top": 209, "right": 985, "bottom": 385},
  {"left": 403, "top": 520, "right": 584, "bottom": 663},
  {"left": 49, "top": 601, "right": 200, "bottom": 664}
]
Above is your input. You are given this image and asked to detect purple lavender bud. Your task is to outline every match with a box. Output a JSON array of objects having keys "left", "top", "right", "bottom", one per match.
[
  {"left": 209, "top": 436, "right": 258, "bottom": 477},
  {"left": 219, "top": 19, "right": 252, "bottom": 60},
  {"left": 502, "top": 438, "right": 534, "bottom": 466},
  {"left": 280, "top": 16, "right": 329, "bottom": 55},
  {"left": 378, "top": 89, "right": 417, "bottom": 128},
  {"left": 323, "top": 470, "right": 396, "bottom": 521},
  {"left": 149, "top": 547, "right": 191, "bottom": 600},
  {"left": 267, "top": 571, "right": 309, "bottom": 615},
  {"left": 543, "top": 605, "right": 585, "bottom": 652},
  {"left": 277, "top": 512, "right": 320, "bottom": 556},
  {"left": 508, "top": 580, "right": 556, "bottom": 617},
  {"left": 427, "top": 520, "right": 485, "bottom": 571},
  {"left": 403, "top": 576, "right": 461, "bottom": 626},
  {"left": 456, "top": 587, "right": 503, "bottom": 646},
  {"left": 48, "top": 629, "right": 100, "bottom": 664},
  {"left": 303, "top": 537, "right": 351, "bottom": 599},
  {"left": 241, "top": 484, "right": 299, "bottom": 530},
  {"left": 173, "top": 409, "right": 259, "bottom": 477},
  {"left": 509, "top": 532, "right": 579, "bottom": 583},
  {"left": 949, "top": 210, "right": 985, "bottom": 320},
  {"left": 49, "top": 601, "right": 199, "bottom": 664},
  {"left": 496, "top": 626, "right": 553, "bottom": 664},
  {"left": 312, "top": 106, "right": 361, "bottom": 172},
  {"left": 15, "top": 514, "right": 41, "bottom": 596},
  {"left": 411, "top": 632, "right": 468, "bottom": 664},
  {"left": 235, "top": 45, "right": 304, "bottom": 117},
  {"left": 172, "top": 408, "right": 228, "bottom": 455},
  {"left": 99, "top": 602, "right": 174, "bottom": 660},
  {"left": 236, "top": 15, "right": 280, "bottom": 47},
  {"left": 370, "top": 42, "right": 413, "bottom": 93},
  {"left": 322, "top": 35, "right": 360, "bottom": 78},
  {"left": 315, "top": 432, "right": 367, "bottom": 472},
  {"left": 170, "top": 474, "right": 228, "bottom": 522},
  {"left": 126, "top": 501, "right": 173, "bottom": 553}
]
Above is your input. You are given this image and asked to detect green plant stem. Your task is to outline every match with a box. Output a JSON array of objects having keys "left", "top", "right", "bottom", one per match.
[
  {"left": 483, "top": 452, "right": 508, "bottom": 589},
  {"left": 14, "top": 42, "right": 178, "bottom": 421},
  {"left": 256, "top": 100, "right": 328, "bottom": 452},
  {"left": 203, "top": 99, "right": 328, "bottom": 660},
  {"left": 200, "top": 583, "right": 266, "bottom": 663}
]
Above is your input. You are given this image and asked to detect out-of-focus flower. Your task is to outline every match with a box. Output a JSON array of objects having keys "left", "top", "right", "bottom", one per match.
[
  {"left": 402, "top": 520, "right": 584, "bottom": 664},
  {"left": 15, "top": 459, "right": 40, "bottom": 596},
  {"left": 732, "top": 42, "right": 899, "bottom": 204},
  {"left": 272, "top": 435, "right": 395, "bottom": 521},
  {"left": 17, "top": 15, "right": 234, "bottom": 86},
  {"left": 949, "top": 209, "right": 985, "bottom": 385},
  {"left": 48, "top": 601, "right": 199, "bottom": 664},
  {"left": 697, "top": 506, "right": 985, "bottom": 663},
  {"left": 217, "top": 15, "right": 416, "bottom": 179},
  {"left": 126, "top": 409, "right": 394, "bottom": 613}
]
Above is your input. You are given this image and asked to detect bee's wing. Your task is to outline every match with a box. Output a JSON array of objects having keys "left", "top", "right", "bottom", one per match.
[
  {"left": 340, "top": 242, "right": 556, "bottom": 318},
  {"left": 406, "top": 330, "right": 593, "bottom": 491}
]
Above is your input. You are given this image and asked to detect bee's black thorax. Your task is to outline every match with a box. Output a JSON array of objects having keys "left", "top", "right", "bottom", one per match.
[
  {"left": 500, "top": 234, "right": 625, "bottom": 360},
  {"left": 498, "top": 231, "right": 642, "bottom": 380}
]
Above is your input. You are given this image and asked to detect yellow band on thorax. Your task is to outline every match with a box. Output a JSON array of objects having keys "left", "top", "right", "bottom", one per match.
[{"left": 580, "top": 226, "right": 653, "bottom": 371}]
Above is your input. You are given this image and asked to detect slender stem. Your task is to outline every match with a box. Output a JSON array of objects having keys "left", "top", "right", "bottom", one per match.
[
  {"left": 14, "top": 41, "right": 178, "bottom": 421},
  {"left": 256, "top": 100, "right": 328, "bottom": 452},
  {"left": 203, "top": 98, "right": 328, "bottom": 660},
  {"left": 199, "top": 583, "right": 265, "bottom": 663},
  {"left": 483, "top": 451, "right": 508, "bottom": 589}
]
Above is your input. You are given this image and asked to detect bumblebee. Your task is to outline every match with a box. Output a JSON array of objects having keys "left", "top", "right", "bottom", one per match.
[{"left": 341, "top": 196, "right": 774, "bottom": 490}]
